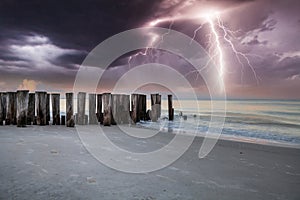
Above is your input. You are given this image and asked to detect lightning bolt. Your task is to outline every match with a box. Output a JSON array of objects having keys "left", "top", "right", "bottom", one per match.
[
  {"left": 206, "top": 14, "right": 225, "bottom": 90},
  {"left": 127, "top": 20, "right": 174, "bottom": 69},
  {"left": 215, "top": 15, "right": 259, "bottom": 85},
  {"left": 147, "top": 11, "right": 260, "bottom": 90},
  {"left": 127, "top": 32, "right": 159, "bottom": 69}
]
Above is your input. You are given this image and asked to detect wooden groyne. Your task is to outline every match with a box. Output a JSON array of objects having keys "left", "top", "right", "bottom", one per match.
[{"left": 0, "top": 91, "right": 174, "bottom": 127}]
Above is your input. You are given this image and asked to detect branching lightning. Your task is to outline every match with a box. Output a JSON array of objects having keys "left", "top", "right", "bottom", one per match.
[
  {"left": 206, "top": 14, "right": 225, "bottom": 89},
  {"left": 127, "top": 20, "right": 174, "bottom": 69},
  {"left": 127, "top": 32, "right": 159, "bottom": 69},
  {"left": 128, "top": 9, "right": 259, "bottom": 91}
]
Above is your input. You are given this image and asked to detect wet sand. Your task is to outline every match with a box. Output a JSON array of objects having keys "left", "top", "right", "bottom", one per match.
[{"left": 0, "top": 125, "right": 299, "bottom": 200}]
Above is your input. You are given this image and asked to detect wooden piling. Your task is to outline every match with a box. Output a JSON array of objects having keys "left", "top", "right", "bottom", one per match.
[
  {"left": 157, "top": 94, "right": 161, "bottom": 118},
  {"left": 27, "top": 93, "right": 35, "bottom": 125},
  {"left": 89, "top": 94, "right": 97, "bottom": 124},
  {"left": 111, "top": 95, "right": 117, "bottom": 125},
  {"left": 46, "top": 94, "right": 50, "bottom": 125},
  {"left": 102, "top": 93, "right": 112, "bottom": 126},
  {"left": 97, "top": 94, "right": 103, "bottom": 124},
  {"left": 66, "top": 93, "right": 74, "bottom": 127},
  {"left": 150, "top": 93, "right": 160, "bottom": 122},
  {"left": 131, "top": 94, "right": 139, "bottom": 123},
  {"left": 138, "top": 94, "right": 147, "bottom": 121},
  {"left": 1, "top": 93, "right": 7, "bottom": 124},
  {"left": 121, "top": 94, "right": 130, "bottom": 124},
  {"left": 16, "top": 90, "right": 29, "bottom": 127},
  {"left": 6, "top": 92, "right": 17, "bottom": 125},
  {"left": 0, "top": 92, "right": 5, "bottom": 125},
  {"left": 35, "top": 91, "right": 47, "bottom": 126},
  {"left": 2, "top": 93, "right": 6, "bottom": 122},
  {"left": 77, "top": 92, "right": 86, "bottom": 125},
  {"left": 112, "top": 94, "right": 130, "bottom": 124},
  {"left": 168, "top": 95, "right": 174, "bottom": 121},
  {"left": 51, "top": 93, "right": 60, "bottom": 125},
  {"left": 84, "top": 114, "right": 88, "bottom": 125}
]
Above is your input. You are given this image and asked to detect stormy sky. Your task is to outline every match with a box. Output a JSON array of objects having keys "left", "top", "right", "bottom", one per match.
[{"left": 0, "top": 0, "right": 299, "bottom": 99}]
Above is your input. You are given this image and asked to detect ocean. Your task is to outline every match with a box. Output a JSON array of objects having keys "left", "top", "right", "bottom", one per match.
[
  {"left": 59, "top": 99, "right": 300, "bottom": 147},
  {"left": 138, "top": 100, "right": 300, "bottom": 147}
]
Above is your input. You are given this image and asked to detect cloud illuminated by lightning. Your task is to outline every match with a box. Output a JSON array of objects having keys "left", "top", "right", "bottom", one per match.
[{"left": 128, "top": 9, "right": 259, "bottom": 92}]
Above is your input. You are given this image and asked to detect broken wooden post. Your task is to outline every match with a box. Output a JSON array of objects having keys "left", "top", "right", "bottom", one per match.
[
  {"left": 51, "top": 93, "right": 60, "bottom": 125},
  {"left": 6, "top": 92, "right": 17, "bottom": 125},
  {"left": 0, "top": 92, "right": 5, "bottom": 125},
  {"left": 112, "top": 94, "right": 130, "bottom": 124},
  {"left": 168, "top": 95, "right": 174, "bottom": 121},
  {"left": 46, "top": 94, "right": 50, "bottom": 125},
  {"left": 77, "top": 92, "right": 86, "bottom": 125},
  {"left": 27, "top": 93, "right": 35, "bottom": 125},
  {"left": 138, "top": 94, "right": 147, "bottom": 121},
  {"left": 102, "top": 93, "right": 112, "bottom": 126},
  {"left": 35, "top": 91, "right": 47, "bottom": 126},
  {"left": 97, "top": 94, "right": 103, "bottom": 124},
  {"left": 66, "top": 93, "right": 74, "bottom": 127},
  {"left": 89, "top": 93, "right": 97, "bottom": 124},
  {"left": 131, "top": 94, "right": 139, "bottom": 123},
  {"left": 16, "top": 90, "right": 29, "bottom": 127}
]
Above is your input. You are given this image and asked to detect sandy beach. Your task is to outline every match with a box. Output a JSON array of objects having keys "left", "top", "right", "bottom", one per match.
[{"left": 0, "top": 125, "right": 299, "bottom": 200}]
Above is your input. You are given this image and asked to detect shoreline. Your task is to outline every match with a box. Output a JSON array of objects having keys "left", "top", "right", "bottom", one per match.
[{"left": 135, "top": 122, "right": 300, "bottom": 150}]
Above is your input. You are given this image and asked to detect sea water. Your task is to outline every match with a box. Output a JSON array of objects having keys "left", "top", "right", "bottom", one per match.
[
  {"left": 58, "top": 99, "right": 300, "bottom": 146},
  {"left": 138, "top": 100, "right": 300, "bottom": 146}
]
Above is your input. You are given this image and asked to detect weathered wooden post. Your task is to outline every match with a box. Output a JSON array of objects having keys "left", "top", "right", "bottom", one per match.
[
  {"left": 0, "top": 92, "right": 5, "bottom": 125},
  {"left": 131, "top": 94, "right": 139, "bottom": 123},
  {"left": 27, "top": 93, "right": 35, "bottom": 125},
  {"left": 111, "top": 94, "right": 118, "bottom": 125},
  {"left": 77, "top": 92, "right": 86, "bottom": 125},
  {"left": 157, "top": 94, "right": 161, "bottom": 118},
  {"left": 51, "top": 93, "right": 60, "bottom": 125},
  {"left": 89, "top": 94, "right": 97, "bottom": 124},
  {"left": 121, "top": 94, "right": 130, "bottom": 124},
  {"left": 168, "top": 95, "right": 174, "bottom": 121},
  {"left": 138, "top": 94, "right": 147, "bottom": 121},
  {"left": 0, "top": 93, "right": 7, "bottom": 125},
  {"left": 102, "top": 93, "right": 112, "bottom": 126},
  {"left": 84, "top": 114, "right": 89, "bottom": 125},
  {"left": 112, "top": 94, "right": 130, "bottom": 124},
  {"left": 66, "top": 93, "right": 74, "bottom": 127},
  {"left": 35, "top": 91, "right": 47, "bottom": 126},
  {"left": 97, "top": 94, "right": 103, "bottom": 124},
  {"left": 46, "top": 94, "right": 50, "bottom": 125},
  {"left": 150, "top": 93, "right": 159, "bottom": 122},
  {"left": 16, "top": 90, "right": 29, "bottom": 127},
  {"left": 6, "top": 92, "right": 17, "bottom": 125}
]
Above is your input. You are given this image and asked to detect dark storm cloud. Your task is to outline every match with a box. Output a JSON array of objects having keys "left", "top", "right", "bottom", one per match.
[
  {"left": 0, "top": 0, "right": 163, "bottom": 90},
  {"left": 0, "top": 0, "right": 161, "bottom": 49},
  {"left": 0, "top": 0, "right": 299, "bottom": 98}
]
